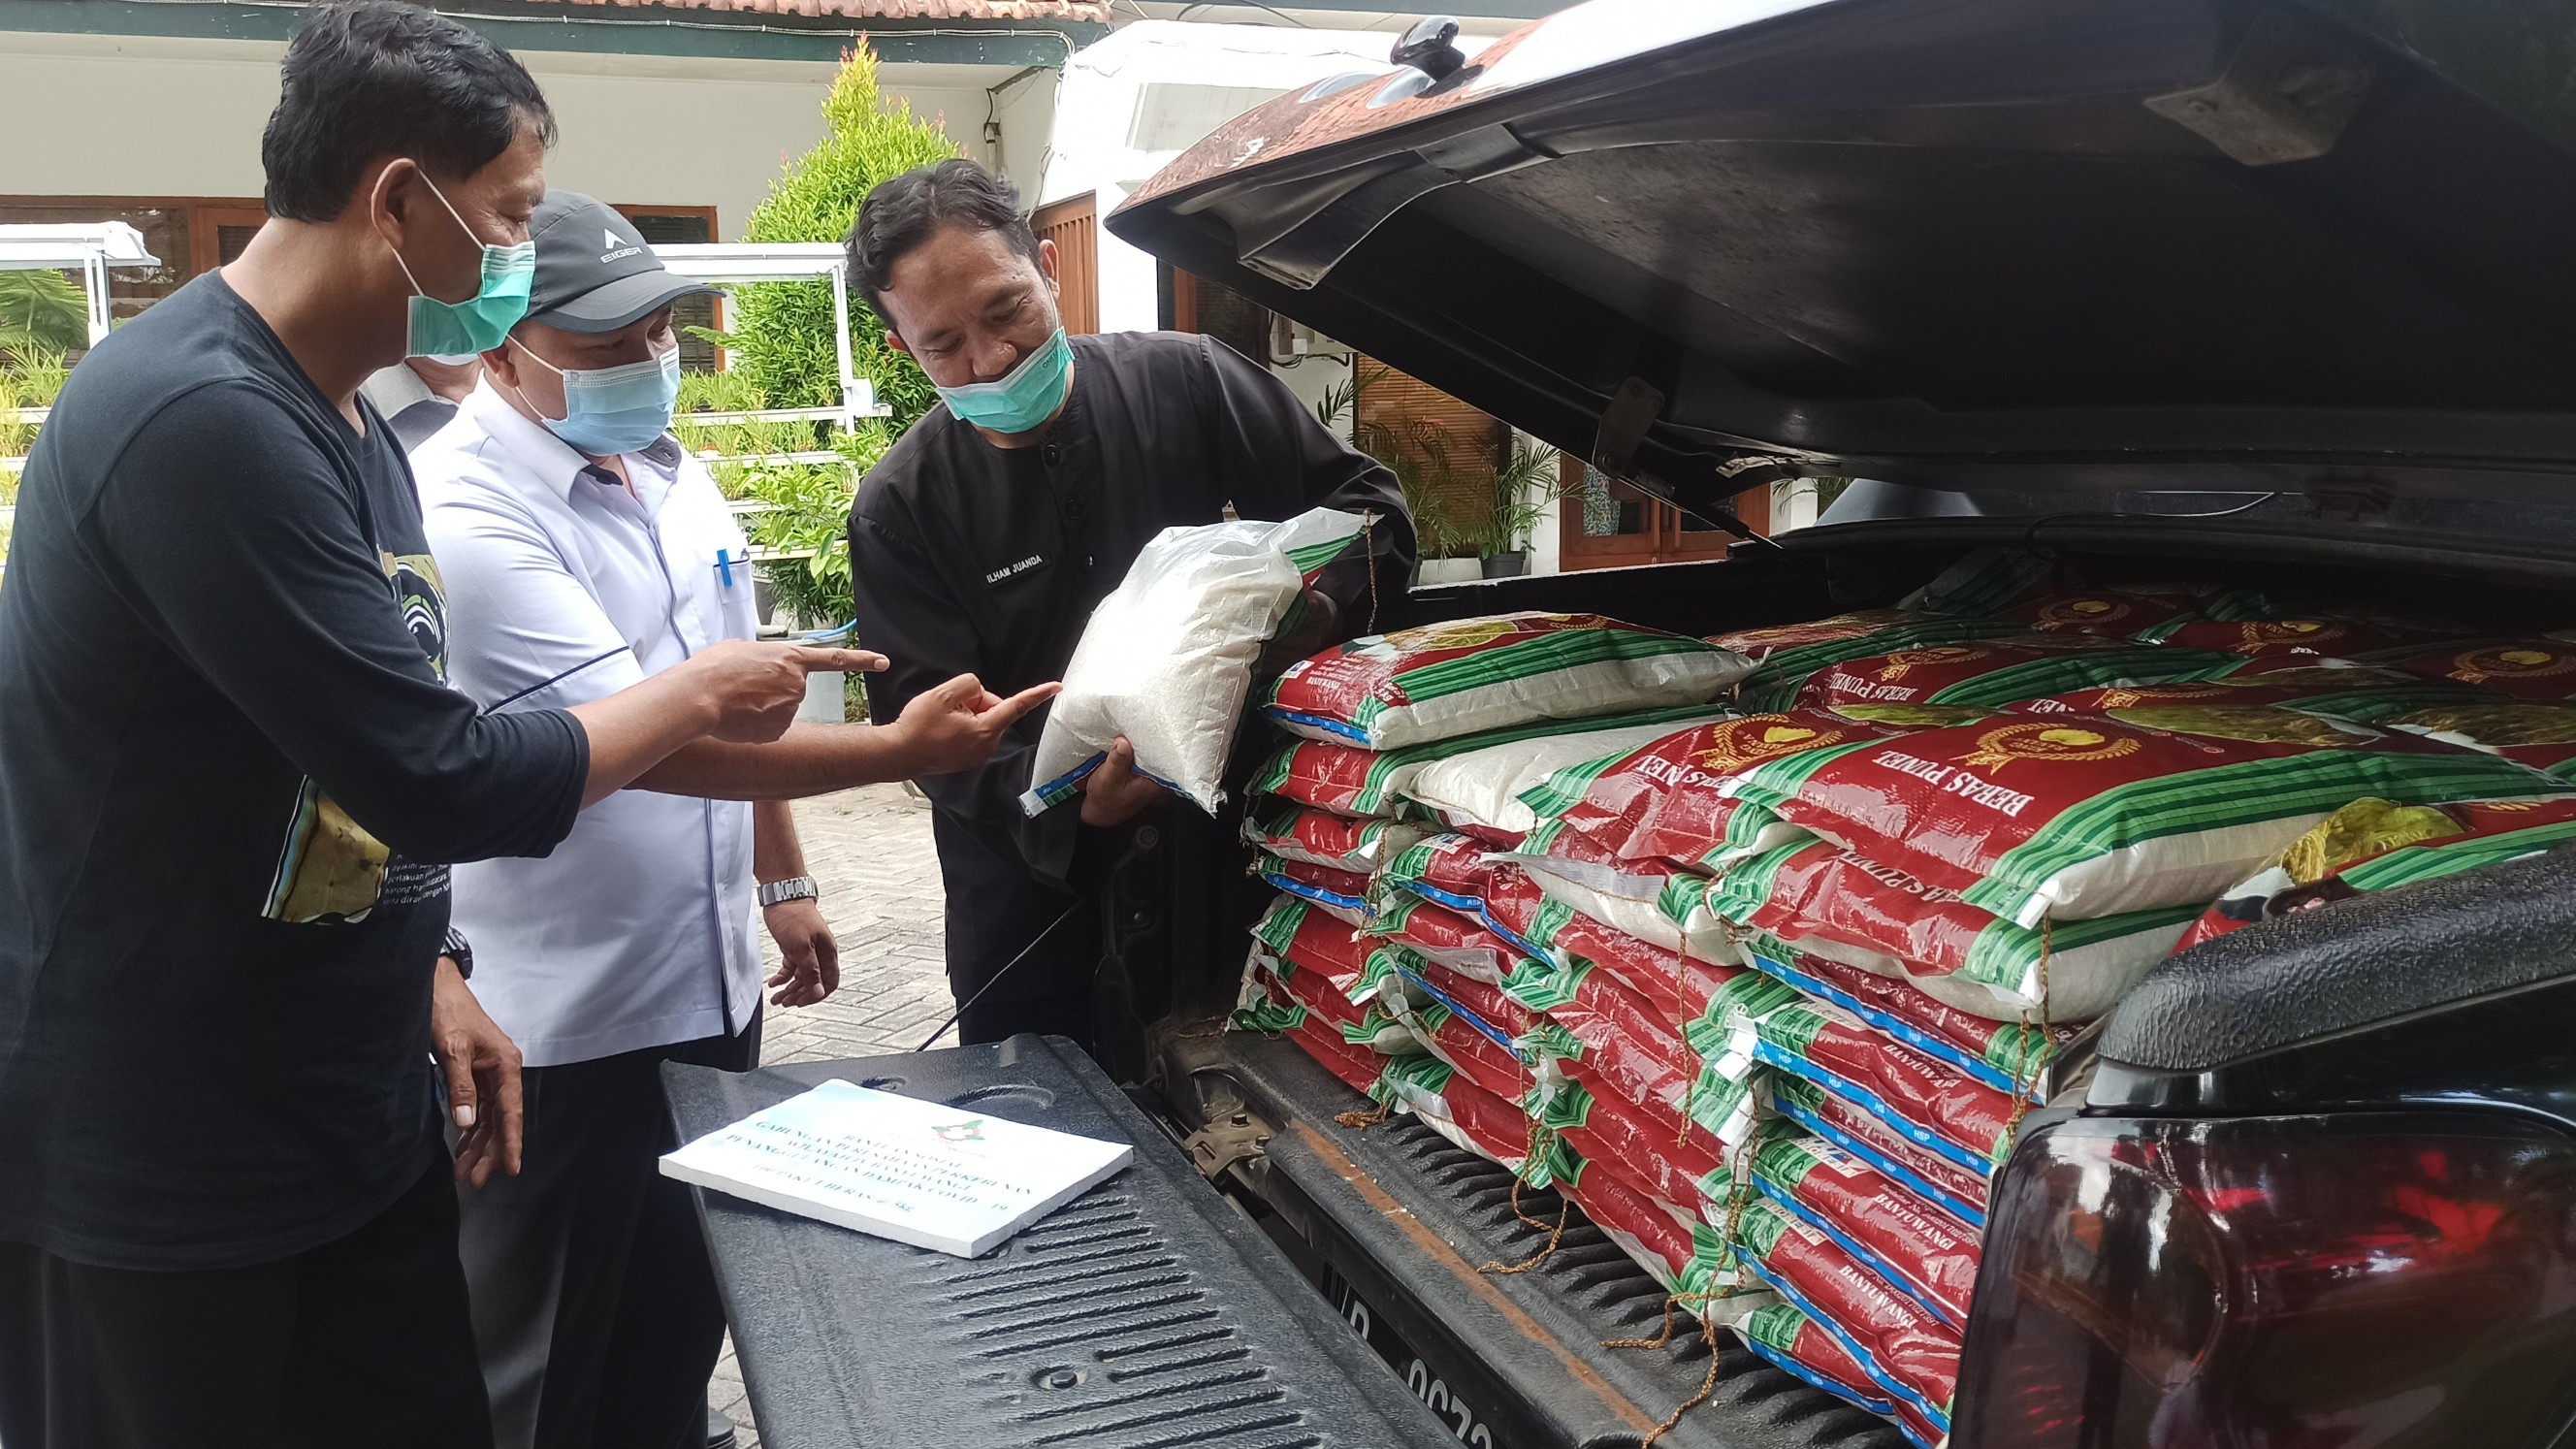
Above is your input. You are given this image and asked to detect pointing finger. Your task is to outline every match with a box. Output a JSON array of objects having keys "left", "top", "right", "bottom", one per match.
[{"left": 982, "top": 683, "right": 1062, "bottom": 731}]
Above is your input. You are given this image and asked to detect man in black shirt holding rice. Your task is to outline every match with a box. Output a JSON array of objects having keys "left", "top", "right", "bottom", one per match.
[
  {"left": 845, "top": 160, "right": 1413, "bottom": 1049},
  {"left": 0, "top": 7, "right": 869, "bottom": 1445}
]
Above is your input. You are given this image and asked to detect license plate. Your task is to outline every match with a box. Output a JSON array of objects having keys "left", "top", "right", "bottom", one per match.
[{"left": 1320, "top": 1265, "right": 1507, "bottom": 1448}]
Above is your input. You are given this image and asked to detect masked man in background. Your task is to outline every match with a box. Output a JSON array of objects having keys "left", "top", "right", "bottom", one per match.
[
  {"left": 415, "top": 189, "right": 1054, "bottom": 1449},
  {"left": 843, "top": 158, "right": 1414, "bottom": 1051}
]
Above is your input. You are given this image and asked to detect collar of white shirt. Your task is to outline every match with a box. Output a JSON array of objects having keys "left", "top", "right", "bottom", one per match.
[{"left": 455, "top": 378, "right": 687, "bottom": 505}]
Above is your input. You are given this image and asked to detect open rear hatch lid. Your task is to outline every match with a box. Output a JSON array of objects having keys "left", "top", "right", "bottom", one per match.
[{"left": 1110, "top": 0, "right": 2576, "bottom": 520}]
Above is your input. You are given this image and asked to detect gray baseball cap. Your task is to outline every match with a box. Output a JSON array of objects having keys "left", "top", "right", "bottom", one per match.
[{"left": 522, "top": 190, "right": 717, "bottom": 334}]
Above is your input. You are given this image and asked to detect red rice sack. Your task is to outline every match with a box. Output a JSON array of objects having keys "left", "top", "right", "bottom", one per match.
[
  {"left": 2012, "top": 656, "right": 2493, "bottom": 724},
  {"left": 1737, "top": 942, "right": 2075, "bottom": 1101},
  {"left": 2178, "top": 796, "right": 2576, "bottom": 951},
  {"left": 1763, "top": 1075, "right": 1991, "bottom": 1228},
  {"left": 1400, "top": 708, "right": 1734, "bottom": 843},
  {"left": 1727, "top": 706, "right": 2573, "bottom": 927},
  {"left": 1378, "top": 832, "right": 1500, "bottom": 912},
  {"left": 2141, "top": 615, "right": 2475, "bottom": 658},
  {"left": 1486, "top": 884, "right": 1797, "bottom": 1029},
  {"left": 1510, "top": 853, "right": 1734, "bottom": 963},
  {"left": 1554, "top": 1156, "right": 1749, "bottom": 1301},
  {"left": 1369, "top": 1054, "right": 1560, "bottom": 1181},
  {"left": 1732, "top": 1198, "right": 1961, "bottom": 1436},
  {"left": 1750, "top": 1132, "right": 1980, "bottom": 1331},
  {"left": 1735, "top": 998, "right": 2018, "bottom": 1186},
  {"left": 1393, "top": 987, "right": 1530, "bottom": 1105},
  {"left": 1364, "top": 887, "right": 1528, "bottom": 980},
  {"left": 2380, "top": 636, "right": 2576, "bottom": 700},
  {"left": 2386, "top": 703, "right": 2576, "bottom": 780},
  {"left": 1248, "top": 703, "right": 1724, "bottom": 819},
  {"left": 1540, "top": 1080, "right": 1724, "bottom": 1214},
  {"left": 1729, "top": 1304, "right": 1902, "bottom": 1431},
  {"left": 1522, "top": 1013, "right": 1760, "bottom": 1151},
  {"left": 1240, "top": 800, "right": 1425, "bottom": 873},
  {"left": 1997, "top": 587, "right": 2206, "bottom": 637},
  {"left": 1267, "top": 613, "right": 1753, "bottom": 750},
  {"left": 1795, "top": 632, "right": 2238, "bottom": 712},
  {"left": 1231, "top": 952, "right": 1418, "bottom": 1060},
  {"left": 1252, "top": 853, "right": 1372, "bottom": 918},
  {"left": 1718, "top": 612, "right": 2032, "bottom": 713},
  {"left": 1707, "top": 837, "right": 2199, "bottom": 1021},
  {"left": 1517, "top": 708, "right": 1978, "bottom": 871}
]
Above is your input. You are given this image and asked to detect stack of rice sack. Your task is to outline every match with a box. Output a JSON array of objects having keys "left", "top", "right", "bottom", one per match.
[
  {"left": 1499, "top": 580, "right": 2576, "bottom": 1445},
  {"left": 1230, "top": 612, "right": 1773, "bottom": 1308}
]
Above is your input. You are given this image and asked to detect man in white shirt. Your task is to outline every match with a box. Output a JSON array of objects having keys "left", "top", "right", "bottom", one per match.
[{"left": 417, "top": 191, "right": 1053, "bottom": 1449}]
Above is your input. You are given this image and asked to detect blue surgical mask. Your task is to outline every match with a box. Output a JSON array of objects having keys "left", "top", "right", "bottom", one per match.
[
  {"left": 510, "top": 339, "right": 681, "bottom": 457},
  {"left": 394, "top": 174, "right": 534, "bottom": 360},
  {"left": 936, "top": 328, "right": 1073, "bottom": 435}
]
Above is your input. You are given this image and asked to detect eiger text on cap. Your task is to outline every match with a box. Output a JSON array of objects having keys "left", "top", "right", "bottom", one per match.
[{"left": 522, "top": 190, "right": 717, "bottom": 335}]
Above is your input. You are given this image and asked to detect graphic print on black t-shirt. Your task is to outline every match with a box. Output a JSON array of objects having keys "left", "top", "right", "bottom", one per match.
[{"left": 261, "top": 548, "right": 450, "bottom": 924}]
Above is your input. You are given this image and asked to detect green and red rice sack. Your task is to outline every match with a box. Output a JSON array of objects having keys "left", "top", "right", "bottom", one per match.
[
  {"left": 1715, "top": 611, "right": 2028, "bottom": 713},
  {"left": 2384, "top": 703, "right": 2576, "bottom": 779},
  {"left": 1763, "top": 1075, "right": 1991, "bottom": 1227},
  {"left": 1252, "top": 852, "right": 1372, "bottom": 918},
  {"left": 2378, "top": 636, "right": 2576, "bottom": 700},
  {"left": 1516, "top": 708, "right": 1977, "bottom": 872},
  {"left": 2179, "top": 796, "right": 2576, "bottom": 950},
  {"left": 2010, "top": 656, "right": 2492, "bottom": 724},
  {"left": 1794, "top": 632, "right": 2238, "bottom": 712},
  {"left": 1400, "top": 707, "right": 1736, "bottom": 844},
  {"left": 1750, "top": 1132, "right": 1980, "bottom": 1331},
  {"left": 1240, "top": 800, "right": 1425, "bottom": 873},
  {"left": 1266, "top": 612, "right": 1752, "bottom": 751},
  {"left": 1732, "top": 939, "right": 2073, "bottom": 1100},
  {"left": 1732, "top": 1198, "right": 1960, "bottom": 1437},
  {"left": 1734, "top": 998, "right": 2018, "bottom": 1187},
  {"left": 1726, "top": 705, "right": 2573, "bottom": 927},
  {"left": 1706, "top": 836, "right": 2199, "bottom": 1021}
]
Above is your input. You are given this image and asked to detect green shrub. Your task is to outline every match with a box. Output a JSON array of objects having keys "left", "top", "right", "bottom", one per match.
[
  {"left": 0, "top": 273, "right": 85, "bottom": 364},
  {"left": 692, "top": 47, "right": 957, "bottom": 435}
]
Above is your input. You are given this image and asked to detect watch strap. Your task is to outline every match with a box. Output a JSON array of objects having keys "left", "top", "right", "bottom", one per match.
[{"left": 758, "top": 875, "right": 821, "bottom": 908}]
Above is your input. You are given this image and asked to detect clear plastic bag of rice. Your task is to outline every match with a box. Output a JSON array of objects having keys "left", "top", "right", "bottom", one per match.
[{"left": 1020, "top": 506, "right": 1368, "bottom": 817}]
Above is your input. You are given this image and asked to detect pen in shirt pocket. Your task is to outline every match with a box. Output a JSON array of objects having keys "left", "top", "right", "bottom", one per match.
[{"left": 714, "top": 548, "right": 741, "bottom": 588}]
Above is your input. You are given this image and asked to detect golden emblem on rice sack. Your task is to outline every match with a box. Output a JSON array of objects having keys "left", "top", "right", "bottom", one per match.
[
  {"left": 2087, "top": 683, "right": 2236, "bottom": 709},
  {"left": 2238, "top": 620, "right": 2339, "bottom": 647},
  {"left": 1690, "top": 719, "right": 1832, "bottom": 770},
  {"left": 2392, "top": 703, "right": 2576, "bottom": 746},
  {"left": 2034, "top": 596, "right": 2123, "bottom": 626},
  {"left": 1829, "top": 704, "right": 1989, "bottom": 728},
  {"left": 1954, "top": 723, "right": 2144, "bottom": 771},
  {"left": 1385, "top": 613, "right": 1597, "bottom": 653},
  {"left": 2277, "top": 798, "right": 2465, "bottom": 886},
  {"left": 2451, "top": 645, "right": 2576, "bottom": 684},
  {"left": 1874, "top": 645, "right": 1987, "bottom": 683},
  {"left": 2105, "top": 706, "right": 2363, "bottom": 747}
]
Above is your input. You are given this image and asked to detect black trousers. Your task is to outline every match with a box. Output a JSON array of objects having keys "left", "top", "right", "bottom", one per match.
[
  {"left": 0, "top": 1141, "right": 489, "bottom": 1449},
  {"left": 935, "top": 811, "right": 1102, "bottom": 1052},
  {"left": 454, "top": 1018, "right": 757, "bottom": 1449}
]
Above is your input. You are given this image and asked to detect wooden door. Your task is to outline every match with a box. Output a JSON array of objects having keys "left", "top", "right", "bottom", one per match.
[
  {"left": 1557, "top": 456, "right": 1757, "bottom": 569},
  {"left": 187, "top": 203, "right": 270, "bottom": 274},
  {"left": 1033, "top": 193, "right": 1099, "bottom": 336}
]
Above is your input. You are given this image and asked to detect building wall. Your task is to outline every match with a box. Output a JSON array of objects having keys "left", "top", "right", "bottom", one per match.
[{"left": 0, "top": 31, "right": 1036, "bottom": 240}]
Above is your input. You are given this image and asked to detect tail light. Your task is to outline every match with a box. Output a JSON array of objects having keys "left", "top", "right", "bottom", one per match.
[{"left": 1953, "top": 1112, "right": 2576, "bottom": 1448}]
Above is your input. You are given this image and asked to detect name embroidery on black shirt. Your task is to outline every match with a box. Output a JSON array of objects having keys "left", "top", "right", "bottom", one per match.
[{"left": 985, "top": 555, "right": 1046, "bottom": 585}]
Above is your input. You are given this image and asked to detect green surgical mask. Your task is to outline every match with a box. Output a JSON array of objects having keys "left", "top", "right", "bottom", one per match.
[{"left": 393, "top": 174, "right": 533, "bottom": 360}]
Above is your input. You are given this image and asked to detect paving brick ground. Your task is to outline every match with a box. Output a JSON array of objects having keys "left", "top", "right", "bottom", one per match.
[{"left": 710, "top": 782, "right": 955, "bottom": 1447}]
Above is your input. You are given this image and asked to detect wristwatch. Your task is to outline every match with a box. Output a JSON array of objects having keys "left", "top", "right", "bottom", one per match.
[
  {"left": 440, "top": 926, "right": 473, "bottom": 982},
  {"left": 758, "top": 875, "right": 821, "bottom": 908}
]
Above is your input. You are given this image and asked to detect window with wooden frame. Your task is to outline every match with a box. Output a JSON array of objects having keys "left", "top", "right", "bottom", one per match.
[
  {"left": 611, "top": 206, "right": 721, "bottom": 371},
  {"left": 1557, "top": 455, "right": 1764, "bottom": 570},
  {"left": 0, "top": 195, "right": 268, "bottom": 327}
]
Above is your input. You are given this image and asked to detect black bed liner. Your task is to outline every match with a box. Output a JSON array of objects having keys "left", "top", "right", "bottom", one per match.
[
  {"left": 1208, "top": 1032, "right": 1904, "bottom": 1449},
  {"left": 664, "top": 1039, "right": 1458, "bottom": 1449}
]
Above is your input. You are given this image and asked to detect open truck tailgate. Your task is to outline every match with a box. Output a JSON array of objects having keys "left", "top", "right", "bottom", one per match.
[
  {"left": 1207, "top": 1032, "right": 1904, "bottom": 1449},
  {"left": 664, "top": 1037, "right": 1454, "bottom": 1449}
]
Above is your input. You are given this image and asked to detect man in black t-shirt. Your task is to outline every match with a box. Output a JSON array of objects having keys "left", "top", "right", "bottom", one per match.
[
  {"left": 845, "top": 161, "right": 1414, "bottom": 1049},
  {"left": 0, "top": 8, "right": 867, "bottom": 1446}
]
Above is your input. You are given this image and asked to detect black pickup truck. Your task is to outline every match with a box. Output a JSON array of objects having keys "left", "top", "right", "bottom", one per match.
[
  {"left": 679, "top": 4, "right": 2576, "bottom": 1446},
  {"left": 1081, "top": 2, "right": 2576, "bottom": 1446}
]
